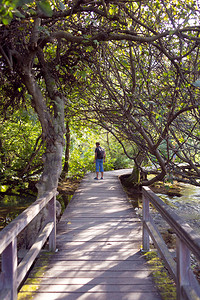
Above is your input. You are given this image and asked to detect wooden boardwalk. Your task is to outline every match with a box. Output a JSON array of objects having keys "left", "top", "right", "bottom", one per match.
[{"left": 18, "top": 170, "right": 162, "bottom": 300}]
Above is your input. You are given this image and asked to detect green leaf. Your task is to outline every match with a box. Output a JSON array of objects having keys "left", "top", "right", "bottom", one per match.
[
  {"left": 86, "top": 46, "right": 94, "bottom": 53},
  {"left": 38, "top": 0, "right": 53, "bottom": 17},
  {"left": 192, "top": 79, "right": 200, "bottom": 87},
  {"left": 93, "top": 40, "right": 99, "bottom": 46},
  {"left": 169, "top": 30, "right": 175, "bottom": 36},
  {"left": 38, "top": 25, "right": 50, "bottom": 35},
  {"left": 2, "top": 16, "right": 11, "bottom": 25},
  {"left": 13, "top": 9, "right": 25, "bottom": 18},
  {"left": 16, "top": 0, "right": 33, "bottom": 6},
  {"left": 57, "top": 0, "right": 65, "bottom": 10}
]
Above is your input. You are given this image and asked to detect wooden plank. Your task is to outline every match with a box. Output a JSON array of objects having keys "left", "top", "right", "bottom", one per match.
[
  {"left": 57, "top": 222, "right": 140, "bottom": 231},
  {"left": 17, "top": 222, "right": 54, "bottom": 287},
  {"left": 0, "top": 288, "right": 11, "bottom": 300},
  {"left": 2, "top": 238, "right": 17, "bottom": 300},
  {"left": 145, "top": 219, "right": 176, "bottom": 282},
  {"left": 18, "top": 291, "right": 162, "bottom": 300},
  {"left": 56, "top": 229, "right": 142, "bottom": 239},
  {"left": 55, "top": 240, "right": 141, "bottom": 249},
  {"left": 57, "top": 223, "right": 141, "bottom": 231},
  {"left": 28, "top": 269, "right": 153, "bottom": 279},
  {"left": 65, "top": 212, "right": 135, "bottom": 218},
  {"left": 31, "top": 260, "right": 150, "bottom": 271},
  {"left": 182, "top": 285, "right": 200, "bottom": 300},
  {"left": 65, "top": 218, "right": 136, "bottom": 224},
  {"left": 37, "top": 250, "right": 142, "bottom": 261},
  {"left": 20, "top": 283, "right": 158, "bottom": 292},
  {"left": 56, "top": 237, "right": 141, "bottom": 243},
  {"left": 18, "top": 171, "right": 161, "bottom": 300},
  {"left": 48, "top": 195, "right": 56, "bottom": 251},
  {"left": 26, "top": 275, "right": 155, "bottom": 285}
]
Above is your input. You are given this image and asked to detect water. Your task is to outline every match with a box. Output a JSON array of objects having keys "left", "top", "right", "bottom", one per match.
[
  {"left": 157, "top": 183, "right": 200, "bottom": 234},
  {"left": 129, "top": 183, "right": 200, "bottom": 234},
  {"left": 0, "top": 194, "right": 36, "bottom": 230},
  {"left": 0, "top": 192, "right": 73, "bottom": 230}
]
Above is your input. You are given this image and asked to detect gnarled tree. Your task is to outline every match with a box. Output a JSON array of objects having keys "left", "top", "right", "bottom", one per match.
[{"left": 0, "top": 0, "right": 200, "bottom": 195}]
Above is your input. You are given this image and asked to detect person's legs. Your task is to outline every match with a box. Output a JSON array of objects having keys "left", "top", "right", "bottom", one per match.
[
  {"left": 99, "top": 159, "right": 104, "bottom": 179},
  {"left": 95, "top": 159, "right": 100, "bottom": 179}
]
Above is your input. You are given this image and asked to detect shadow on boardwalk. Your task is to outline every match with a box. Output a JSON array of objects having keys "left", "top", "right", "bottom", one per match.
[{"left": 18, "top": 170, "right": 162, "bottom": 300}]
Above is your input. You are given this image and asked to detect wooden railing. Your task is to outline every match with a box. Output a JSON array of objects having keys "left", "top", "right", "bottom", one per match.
[
  {"left": 142, "top": 186, "right": 200, "bottom": 300},
  {"left": 0, "top": 189, "right": 57, "bottom": 300}
]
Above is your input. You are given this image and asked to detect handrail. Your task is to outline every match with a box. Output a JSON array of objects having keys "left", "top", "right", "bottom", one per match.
[
  {"left": 142, "top": 186, "right": 200, "bottom": 300},
  {"left": 0, "top": 189, "right": 57, "bottom": 300}
]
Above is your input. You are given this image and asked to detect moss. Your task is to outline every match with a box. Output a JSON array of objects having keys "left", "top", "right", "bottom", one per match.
[
  {"left": 17, "top": 251, "right": 53, "bottom": 299},
  {"left": 24, "top": 265, "right": 47, "bottom": 279},
  {"left": 24, "top": 278, "right": 41, "bottom": 285},
  {"left": 18, "top": 292, "right": 37, "bottom": 300},
  {"left": 150, "top": 181, "right": 182, "bottom": 197},
  {"left": 144, "top": 251, "right": 176, "bottom": 300}
]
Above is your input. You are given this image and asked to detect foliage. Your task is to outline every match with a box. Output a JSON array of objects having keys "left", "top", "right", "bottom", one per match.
[
  {"left": 0, "top": 0, "right": 200, "bottom": 195},
  {"left": 67, "top": 125, "right": 130, "bottom": 177},
  {"left": 105, "top": 138, "right": 134, "bottom": 170},
  {"left": 0, "top": 107, "right": 43, "bottom": 183},
  {"left": 74, "top": 31, "right": 200, "bottom": 185},
  {"left": 0, "top": 0, "right": 56, "bottom": 25},
  {"left": 0, "top": 107, "right": 131, "bottom": 185}
]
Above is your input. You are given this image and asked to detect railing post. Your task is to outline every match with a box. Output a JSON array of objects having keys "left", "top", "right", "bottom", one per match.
[
  {"left": 176, "top": 237, "right": 190, "bottom": 300},
  {"left": 48, "top": 194, "right": 56, "bottom": 252},
  {"left": 142, "top": 191, "right": 150, "bottom": 251},
  {"left": 2, "top": 238, "right": 18, "bottom": 300}
]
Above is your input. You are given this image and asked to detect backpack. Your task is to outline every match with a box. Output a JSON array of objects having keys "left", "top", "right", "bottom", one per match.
[{"left": 97, "top": 147, "right": 105, "bottom": 159}]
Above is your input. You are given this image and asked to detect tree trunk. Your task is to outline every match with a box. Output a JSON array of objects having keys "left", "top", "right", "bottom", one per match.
[
  {"left": 123, "top": 164, "right": 140, "bottom": 187},
  {"left": 62, "top": 120, "right": 70, "bottom": 178},
  {"left": 20, "top": 64, "right": 65, "bottom": 249},
  {"left": 22, "top": 67, "right": 65, "bottom": 197},
  {"left": 123, "top": 150, "right": 144, "bottom": 187}
]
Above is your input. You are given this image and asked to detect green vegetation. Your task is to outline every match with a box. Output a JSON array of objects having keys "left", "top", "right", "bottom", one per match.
[
  {"left": 0, "top": 4, "right": 199, "bottom": 298},
  {"left": 67, "top": 125, "right": 133, "bottom": 178},
  {"left": 18, "top": 251, "right": 54, "bottom": 299},
  {"left": 144, "top": 251, "right": 176, "bottom": 300},
  {"left": 0, "top": 107, "right": 43, "bottom": 185},
  {"left": 0, "top": 0, "right": 200, "bottom": 198},
  {"left": 0, "top": 110, "right": 133, "bottom": 185}
]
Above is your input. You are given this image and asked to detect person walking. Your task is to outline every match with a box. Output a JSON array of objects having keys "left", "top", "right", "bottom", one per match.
[{"left": 94, "top": 142, "right": 106, "bottom": 180}]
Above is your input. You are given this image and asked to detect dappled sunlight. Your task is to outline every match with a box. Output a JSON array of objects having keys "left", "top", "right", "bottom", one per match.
[{"left": 18, "top": 171, "right": 161, "bottom": 299}]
